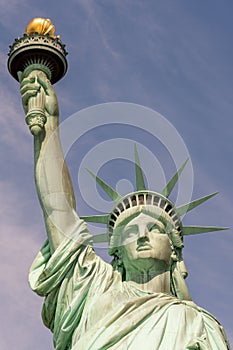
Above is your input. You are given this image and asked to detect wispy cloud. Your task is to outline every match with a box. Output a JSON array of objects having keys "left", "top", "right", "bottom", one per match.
[
  {"left": 0, "top": 222, "right": 52, "bottom": 349},
  {"left": 0, "top": 52, "right": 32, "bottom": 160},
  {"left": 0, "top": 176, "right": 49, "bottom": 348}
]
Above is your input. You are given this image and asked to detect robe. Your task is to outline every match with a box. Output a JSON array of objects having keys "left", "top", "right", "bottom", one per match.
[{"left": 29, "top": 220, "right": 230, "bottom": 350}]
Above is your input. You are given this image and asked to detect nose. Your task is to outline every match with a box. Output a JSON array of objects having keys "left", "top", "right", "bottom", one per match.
[{"left": 138, "top": 226, "right": 149, "bottom": 240}]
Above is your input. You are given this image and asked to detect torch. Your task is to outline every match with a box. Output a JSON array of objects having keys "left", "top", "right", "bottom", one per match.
[{"left": 8, "top": 18, "right": 68, "bottom": 135}]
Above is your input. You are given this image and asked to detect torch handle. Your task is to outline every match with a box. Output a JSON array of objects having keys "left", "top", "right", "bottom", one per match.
[{"left": 24, "top": 69, "right": 48, "bottom": 136}]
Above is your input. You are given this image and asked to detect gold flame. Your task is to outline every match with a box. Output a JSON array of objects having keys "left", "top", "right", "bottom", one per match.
[{"left": 25, "top": 18, "right": 60, "bottom": 39}]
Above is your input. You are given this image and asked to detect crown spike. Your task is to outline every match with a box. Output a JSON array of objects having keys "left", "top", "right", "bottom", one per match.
[
  {"left": 161, "top": 159, "right": 189, "bottom": 197},
  {"left": 86, "top": 168, "right": 121, "bottom": 202},
  {"left": 134, "top": 144, "right": 146, "bottom": 191},
  {"left": 182, "top": 226, "right": 229, "bottom": 236},
  {"left": 176, "top": 192, "right": 218, "bottom": 216},
  {"left": 80, "top": 214, "right": 109, "bottom": 224}
]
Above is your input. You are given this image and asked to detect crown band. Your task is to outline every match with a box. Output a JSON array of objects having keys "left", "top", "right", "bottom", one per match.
[{"left": 108, "top": 191, "right": 182, "bottom": 238}]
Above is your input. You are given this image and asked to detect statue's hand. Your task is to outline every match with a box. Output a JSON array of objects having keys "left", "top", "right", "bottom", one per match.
[{"left": 20, "top": 70, "right": 59, "bottom": 118}]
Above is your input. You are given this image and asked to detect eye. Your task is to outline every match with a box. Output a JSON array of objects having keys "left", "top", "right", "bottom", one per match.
[
  {"left": 126, "top": 229, "right": 137, "bottom": 237},
  {"left": 147, "top": 224, "right": 163, "bottom": 233},
  {"left": 122, "top": 225, "right": 138, "bottom": 239},
  {"left": 128, "top": 232, "right": 137, "bottom": 238}
]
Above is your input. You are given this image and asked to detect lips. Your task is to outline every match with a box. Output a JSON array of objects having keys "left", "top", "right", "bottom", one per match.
[{"left": 136, "top": 244, "right": 152, "bottom": 251}]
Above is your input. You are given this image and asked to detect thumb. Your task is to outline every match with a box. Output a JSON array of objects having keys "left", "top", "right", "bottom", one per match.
[{"left": 17, "top": 71, "right": 23, "bottom": 83}]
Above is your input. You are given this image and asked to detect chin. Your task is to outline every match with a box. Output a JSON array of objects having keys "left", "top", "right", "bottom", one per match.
[{"left": 136, "top": 251, "right": 153, "bottom": 259}]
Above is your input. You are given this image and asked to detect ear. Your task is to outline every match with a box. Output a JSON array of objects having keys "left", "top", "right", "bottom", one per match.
[{"left": 178, "top": 251, "right": 188, "bottom": 279}]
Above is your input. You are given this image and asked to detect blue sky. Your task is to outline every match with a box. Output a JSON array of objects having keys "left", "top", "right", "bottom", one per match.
[{"left": 1, "top": 1, "right": 233, "bottom": 349}]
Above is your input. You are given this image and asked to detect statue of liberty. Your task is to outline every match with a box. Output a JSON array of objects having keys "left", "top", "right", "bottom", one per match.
[{"left": 10, "top": 18, "right": 231, "bottom": 350}]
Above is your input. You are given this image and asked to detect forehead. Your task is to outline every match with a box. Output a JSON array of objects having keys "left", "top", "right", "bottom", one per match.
[{"left": 124, "top": 212, "right": 166, "bottom": 230}]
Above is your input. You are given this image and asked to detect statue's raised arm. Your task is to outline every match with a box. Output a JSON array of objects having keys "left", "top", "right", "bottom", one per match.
[{"left": 20, "top": 70, "right": 79, "bottom": 252}]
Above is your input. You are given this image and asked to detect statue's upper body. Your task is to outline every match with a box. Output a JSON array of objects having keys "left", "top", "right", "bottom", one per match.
[
  {"left": 21, "top": 70, "right": 230, "bottom": 350},
  {"left": 29, "top": 225, "right": 228, "bottom": 350}
]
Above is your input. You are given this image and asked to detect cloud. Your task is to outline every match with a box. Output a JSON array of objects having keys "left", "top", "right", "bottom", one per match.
[
  {"left": 0, "top": 52, "right": 32, "bottom": 161},
  {"left": 0, "top": 221, "right": 53, "bottom": 349},
  {"left": 0, "top": 176, "right": 50, "bottom": 348}
]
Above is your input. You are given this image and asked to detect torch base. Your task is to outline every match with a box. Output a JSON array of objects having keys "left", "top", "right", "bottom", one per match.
[{"left": 8, "top": 33, "right": 68, "bottom": 84}]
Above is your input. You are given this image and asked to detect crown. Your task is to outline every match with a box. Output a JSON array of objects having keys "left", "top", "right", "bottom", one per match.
[
  {"left": 81, "top": 145, "right": 227, "bottom": 247},
  {"left": 107, "top": 191, "right": 182, "bottom": 237}
]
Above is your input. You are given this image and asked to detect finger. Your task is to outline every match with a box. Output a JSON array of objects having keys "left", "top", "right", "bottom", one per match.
[
  {"left": 37, "top": 75, "right": 51, "bottom": 94},
  {"left": 20, "top": 83, "right": 41, "bottom": 96},
  {"left": 20, "top": 76, "right": 36, "bottom": 88},
  {"left": 21, "top": 90, "right": 39, "bottom": 106}
]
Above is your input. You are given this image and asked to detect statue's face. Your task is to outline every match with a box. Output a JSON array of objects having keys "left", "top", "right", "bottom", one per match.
[{"left": 120, "top": 212, "right": 172, "bottom": 268}]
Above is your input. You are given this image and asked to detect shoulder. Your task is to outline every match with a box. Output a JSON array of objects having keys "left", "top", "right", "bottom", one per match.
[
  {"left": 168, "top": 301, "right": 230, "bottom": 348},
  {"left": 166, "top": 299, "right": 221, "bottom": 328}
]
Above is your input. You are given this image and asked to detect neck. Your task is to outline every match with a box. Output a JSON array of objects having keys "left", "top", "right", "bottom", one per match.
[{"left": 125, "top": 263, "right": 170, "bottom": 294}]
